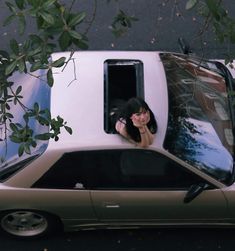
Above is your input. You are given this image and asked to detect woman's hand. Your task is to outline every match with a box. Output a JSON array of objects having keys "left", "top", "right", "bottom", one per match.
[
  {"left": 131, "top": 114, "right": 144, "bottom": 128},
  {"left": 131, "top": 110, "right": 150, "bottom": 128}
]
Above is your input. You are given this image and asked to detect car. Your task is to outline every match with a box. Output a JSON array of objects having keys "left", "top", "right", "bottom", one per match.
[{"left": 0, "top": 50, "right": 234, "bottom": 238}]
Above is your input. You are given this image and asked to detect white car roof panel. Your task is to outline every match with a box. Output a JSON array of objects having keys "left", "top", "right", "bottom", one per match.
[{"left": 49, "top": 51, "right": 168, "bottom": 150}]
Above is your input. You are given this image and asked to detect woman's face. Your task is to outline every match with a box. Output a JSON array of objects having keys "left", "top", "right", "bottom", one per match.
[{"left": 131, "top": 108, "right": 150, "bottom": 125}]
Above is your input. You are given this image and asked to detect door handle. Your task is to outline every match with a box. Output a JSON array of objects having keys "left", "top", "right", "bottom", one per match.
[
  {"left": 103, "top": 203, "right": 120, "bottom": 208},
  {"left": 105, "top": 205, "right": 120, "bottom": 208}
]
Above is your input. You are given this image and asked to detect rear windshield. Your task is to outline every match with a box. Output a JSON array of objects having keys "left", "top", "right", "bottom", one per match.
[{"left": 161, "top": 53, "right": 234, "bottom": 184}]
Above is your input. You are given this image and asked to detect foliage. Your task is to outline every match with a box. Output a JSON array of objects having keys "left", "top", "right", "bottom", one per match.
[
  {"left": 0, "top": 0, "right": 138, "bottom": 162},
  {"left": 0, "top": 0, "right": 89, "bottom": 159},
  {"left": 106, "top": 0, "right": 138, "bottom": 37},
  {"left": 110, "top": 9, "right": 138, "bottom": 37},
  {"left": 186, "top": 0, "right": 235, "bottom": 64}
]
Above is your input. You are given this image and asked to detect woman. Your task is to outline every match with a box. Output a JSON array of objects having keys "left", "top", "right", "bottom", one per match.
[{"left": 115, "top": 97, "right": 157, "bottom": 147}]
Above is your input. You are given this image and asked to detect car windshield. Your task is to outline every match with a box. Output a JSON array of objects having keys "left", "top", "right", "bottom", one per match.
[
  {"left": 0, "top": 69, "right": 50, "bottom": 178},
  {"left": 161, "top": 53, "right": 234, "bottom": 185}
]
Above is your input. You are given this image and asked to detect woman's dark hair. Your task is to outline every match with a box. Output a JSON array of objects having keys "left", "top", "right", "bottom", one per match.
[{"left": 118, "top": 97, "right": 157, "bottom": 142}]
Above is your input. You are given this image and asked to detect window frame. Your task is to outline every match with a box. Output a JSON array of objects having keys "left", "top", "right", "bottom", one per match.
[
  {"left": 104, "top": 59, "right": 144, "bottom": 133},
  {"left": 32, "top": 149, "right": 213, "bottom": 191}
]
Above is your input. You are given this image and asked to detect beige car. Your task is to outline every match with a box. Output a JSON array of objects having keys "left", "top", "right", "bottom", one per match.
[{"left": 0, "top": 51, "right": 234, "bottom": 238}]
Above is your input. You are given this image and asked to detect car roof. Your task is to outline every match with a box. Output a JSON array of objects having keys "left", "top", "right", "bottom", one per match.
[{"left": 48, "top": 51, "right": 168, "bottom": 151}]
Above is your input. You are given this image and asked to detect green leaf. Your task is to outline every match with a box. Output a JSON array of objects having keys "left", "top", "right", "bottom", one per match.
[
  {"left": 18, "top": 59, "right": 26, "bottom": 73},
  {"left": 18, "top": 15, "right": 26, "bottom": 35},
  {"left": 38, "top": 116, "right": 49, "bottom": 125},
  {"left": 27, "top": 0, "right": 40, "bottom": 8},
  {"left": 10, "top": 39, "right": 19, "bottom": 55},
  {"left": 47, "top": 69, "right": 54, "bottom": 87},
  {"left": 59, "top": 31, "right": 71, "bottom": 51},
  {"left": 34, "top": 102, "right": 39, "bottom": 112},
  {"left": 23, "top": 39, "right": 30, "bottom": 51},
  {"left": 29, "top": 34, "right": 43, "bottom": 44},
  {"left": 28, "top": 47, "right": 42, "bottom": 57},
  {"left": 69, "top": 30, "right": 82, "bottom": 40},
  {"left": 30, "top": 61, "right": 43, "bottom": 72},
  {"left": 16, "top": 85, "right": 22, "bottom": 95},
  {"left": 15, "top": 123, "right": 23, "bottom": 128},
  {"left": 5, "top": 1, "right": 16, "bottom": 13},
  {"left": 44, "top": 108, "right": 51, "bottom": 120},
  {"left": 10, "top": 123, "right": 18, "bottom": 132},
  {"left": 24, "top": 144, "right": 31, "bottom": 154},
  {"left": 68, "top": 12, "right": 86, "bottom": 27},
  {"left": 10, "top": 135, "right": 21, "bottom": 143},
  {"left": 15, "top": 0, "right": 25, "bottom": 10},
  {"left": 36, "top": 15, "right": 45, "bottom": 29},
  {"left": 64, "top": 126, "right": 72, "bottom": 135},
  {"left": 51, "top": 57, "right": 66, "bottom": 67},
  {"left": 3, "top": 14, "right": 16, "bottom": 26},
  {"left": 74, "top": 39, "right": 89, "bottom": 50},
  {"left": 18, "top": 143, "right": 25, "bottom": 156},
  {"left": 5, "top": 113, "right": 14, "bottom": 119},
  {"left": 42, "top": 0, "right": 57, "bottom": 9},
  {"left": 35, "top": 133, "right": 52, "bottom": 140},
  {"left": 186, "top": 0, "right": 198, "bottom": 10},
  {"left": 5, "top": 60, "right": 17, "bottom": 75},
  {"left": 57, "top": 116, "right": 64, "bottom": 124},
  {"left": 39, "top": 11, "right": 55, "bottom": 25},
  {"left": 206, "top": 0, "right": 220, "bottom": 20},
  {"left": 6, "top": 103, "right": 11, "bottom": 110}
]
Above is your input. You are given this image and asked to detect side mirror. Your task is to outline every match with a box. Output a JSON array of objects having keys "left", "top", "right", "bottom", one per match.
[{"left": 184, "top": 183, "right": 206, "bottom": 204}]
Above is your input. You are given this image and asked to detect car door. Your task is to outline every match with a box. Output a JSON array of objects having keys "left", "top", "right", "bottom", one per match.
[
  {"left": 89, "top": 149, "right": 227, "bottom": 224},
  {"left": 31, "top": 151, "right": 97, "bottom": 222}
]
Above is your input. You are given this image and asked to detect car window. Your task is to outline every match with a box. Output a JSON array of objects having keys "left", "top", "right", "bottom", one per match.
[
  {"left": 32, "top": 150, "right": 123, "bottom": 190},
  {"left": 32, "top": 149, "right": 205, "bottom": 190},
  {"left": 119, "top": 150, "right": 204, "bottom": 190},
  {"left": 104, "top": 60, "right": 144, "bottom": 133},
  {"left": 32, "top": 152, "right": 89, "bottom": 189}
]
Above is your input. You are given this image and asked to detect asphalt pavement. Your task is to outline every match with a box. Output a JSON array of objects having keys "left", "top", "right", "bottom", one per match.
[
  {"left": 1, "top": 228, "right": 235, "bottom": 251},
  {"left": 0, "top": 0, "right": 235, "bottom": 58}
]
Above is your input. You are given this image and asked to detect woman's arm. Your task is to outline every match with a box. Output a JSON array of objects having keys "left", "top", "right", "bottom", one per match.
[
  {"left": 115, "top": 120, "right": 129, "bottom": 139},
  {"left": 137, "top": 125, "right": 155, "bottom": 147},
  {"left": 131, "top": 111, "right": 155, "bottom": 147},
  {"left": 116, "top": 119, "right": 155, "bottom": 147}
]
